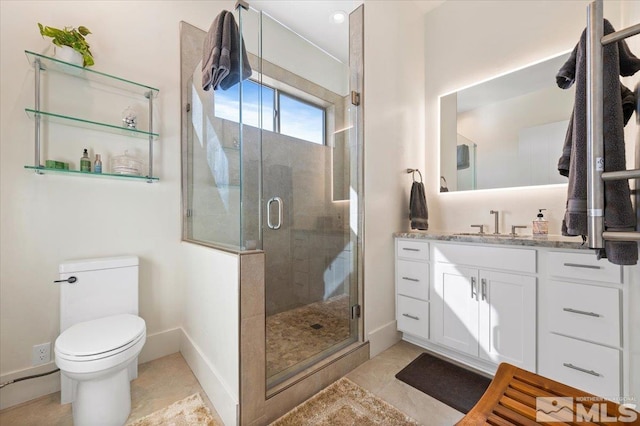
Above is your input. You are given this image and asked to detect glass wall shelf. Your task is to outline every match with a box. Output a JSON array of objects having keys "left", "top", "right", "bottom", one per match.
[
  {"left": 25, "top": 108, "right": 159, "bottom": 140},
  {"left": 25, "top": 50, "right": 159, "bottom": 98},
  {"left": 24, "top": 165, "right": 159, "bottom": 182}
]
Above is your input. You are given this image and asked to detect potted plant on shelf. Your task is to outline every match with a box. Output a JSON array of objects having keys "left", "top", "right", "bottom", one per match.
[{"left": 37, "top": 23, "right": 94, "bottom": 67}]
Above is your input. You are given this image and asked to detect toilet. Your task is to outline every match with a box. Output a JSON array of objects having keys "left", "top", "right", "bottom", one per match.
[{"left": 54, "top": 256, "right": 146, "bottom": 426}]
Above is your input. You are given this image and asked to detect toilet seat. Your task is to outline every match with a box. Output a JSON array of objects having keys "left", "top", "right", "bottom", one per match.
[{"left": 56, "top": 314, "right": 146, "bottom": 362}]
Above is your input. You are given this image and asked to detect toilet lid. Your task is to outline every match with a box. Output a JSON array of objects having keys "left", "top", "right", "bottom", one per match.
[{"left": 56, "top": 314, "right": 146, "bottom": 357}]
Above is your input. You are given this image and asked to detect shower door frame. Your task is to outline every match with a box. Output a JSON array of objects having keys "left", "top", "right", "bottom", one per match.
[{"left": 245, "top": 5, "right": 365, "bottom": 391}]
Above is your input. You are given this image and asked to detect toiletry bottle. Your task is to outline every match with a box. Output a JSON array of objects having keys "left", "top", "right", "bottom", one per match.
[
  {"left": 80, "top": 149, "right": 91, "bottom": 172},
  {"left": 532, "top": 209, "right": 548, "bottom": 236},
  {"left": 94, "top": 154, "right": 102, "bottom": 174}
]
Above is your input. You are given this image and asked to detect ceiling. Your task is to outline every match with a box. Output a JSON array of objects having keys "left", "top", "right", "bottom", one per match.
[{"left": 248, "top": 0, "right": 446, "bottom": 64}]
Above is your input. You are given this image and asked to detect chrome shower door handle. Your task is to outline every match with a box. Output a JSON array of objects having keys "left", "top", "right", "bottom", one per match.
[{"left": 267, "top": 197, "right": 283, "bottom": 230}]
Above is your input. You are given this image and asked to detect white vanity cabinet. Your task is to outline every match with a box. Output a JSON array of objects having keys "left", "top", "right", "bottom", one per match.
[
  {"left": 395, "top": 239, "right": 430, "bottom": 340},
  {"left": 539, "top": 250, "right": 624, "bottom": 398},
  {"left": 394, "top": 233, "right": 634, "bottom": 400},
  {"left": 431, "top": 244, "right": 537, "bottom": 371}
]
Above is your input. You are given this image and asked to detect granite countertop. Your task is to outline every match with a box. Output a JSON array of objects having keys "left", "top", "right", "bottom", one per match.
[{"left": 394, "top": 231, "right": 589, "bottom": 250}]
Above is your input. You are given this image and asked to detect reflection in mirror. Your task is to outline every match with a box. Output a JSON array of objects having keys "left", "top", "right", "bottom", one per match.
[{"left": 440, "top": 52, "right": 574, "bottom": 192}]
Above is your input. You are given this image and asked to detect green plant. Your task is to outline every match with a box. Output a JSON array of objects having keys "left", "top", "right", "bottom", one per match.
[{"left": 37, "top": 23, "right": 94, "bottom": 67}]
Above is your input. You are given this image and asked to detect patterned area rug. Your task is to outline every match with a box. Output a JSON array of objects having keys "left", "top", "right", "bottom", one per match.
[
  {"left": 270, "top": 378, "right": 419, "bottom": 425},
  {"left": 127, "top": 393, "right": 218, "bottom": 426}
]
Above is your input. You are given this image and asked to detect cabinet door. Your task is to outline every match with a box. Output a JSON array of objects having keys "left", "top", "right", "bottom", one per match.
[
  {"left": 432, "top": 264, "right": 479, "bottom": 356},
  {"left": 478, "top": 271, "right": 536, "bottom": 371}
]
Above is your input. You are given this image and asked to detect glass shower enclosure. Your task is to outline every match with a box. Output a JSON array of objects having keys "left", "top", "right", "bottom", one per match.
[{"left": 181, "top": 4, "right": 363, "bottom": 389}]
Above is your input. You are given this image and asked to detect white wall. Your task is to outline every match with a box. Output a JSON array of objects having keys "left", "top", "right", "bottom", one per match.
[
  {"left": 0, "top": 0, "right": 234, "bottom": 409},
  {"left": 363, "top": 0, "right": 426, "bottom": 356},
  {"left": 180, "top": 244, "right": 239, "bottom": 426}
]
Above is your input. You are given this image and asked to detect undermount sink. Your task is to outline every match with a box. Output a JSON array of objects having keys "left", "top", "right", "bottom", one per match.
[{"left": 453, "top": 232, "right": 531, "bottom": 238}]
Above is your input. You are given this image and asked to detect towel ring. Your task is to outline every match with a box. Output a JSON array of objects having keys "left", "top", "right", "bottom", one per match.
[{"left": 406, "top": 168, "right": 423, "bottom": 183}]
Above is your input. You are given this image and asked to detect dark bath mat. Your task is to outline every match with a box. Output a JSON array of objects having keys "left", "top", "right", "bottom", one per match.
[{"left": 395, "top": 352, "right": 492, "bottom": 414}]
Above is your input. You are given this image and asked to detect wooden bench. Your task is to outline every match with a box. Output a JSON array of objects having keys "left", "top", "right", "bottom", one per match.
[{"left": 456, "top": 363, "right": 638, "bottom": 425}]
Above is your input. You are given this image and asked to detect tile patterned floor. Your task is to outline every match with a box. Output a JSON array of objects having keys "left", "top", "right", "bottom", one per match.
[
  {"left": 0, "top": 341, "right": 464, "bottom": 426},
  {"left": 346, "top": 340, "right": 465, "bottom": 425},
  {"left": 0, "top": 353, "right": 224, "bottom": 426}
]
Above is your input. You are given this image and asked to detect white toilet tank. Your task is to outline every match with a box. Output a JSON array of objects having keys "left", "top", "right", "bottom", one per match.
[{"left": 59, "top": 256, "right": 139, "bottom": 332}]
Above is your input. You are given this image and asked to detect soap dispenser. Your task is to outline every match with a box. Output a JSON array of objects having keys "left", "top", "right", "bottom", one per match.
[{"left": 533, "top": 209, "right": 548, "bottom": 236}]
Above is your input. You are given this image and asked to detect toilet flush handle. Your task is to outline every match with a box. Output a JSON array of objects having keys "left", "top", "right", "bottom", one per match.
[{"left": 53, "top": 276, "right": 77, "bottom": 284}]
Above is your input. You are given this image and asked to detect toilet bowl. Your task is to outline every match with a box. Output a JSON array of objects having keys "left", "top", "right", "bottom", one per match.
[{"left": 55, "top": 314, "right": 146, "bottom": 426}]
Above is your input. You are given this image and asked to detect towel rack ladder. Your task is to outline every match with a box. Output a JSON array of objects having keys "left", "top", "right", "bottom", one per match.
[{"left": 586, "top": 0, "right": 640, "bottom": 248}]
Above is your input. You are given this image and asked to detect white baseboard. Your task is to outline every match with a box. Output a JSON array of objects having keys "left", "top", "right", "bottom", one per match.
[
  {"left": 139, "top": 327, "right": 182, "bottom": 364},
  {"left": 367, "top": 319, "right": 401, "bottom": 358},
  {"left": 0, "top": 362, "right": 60, "bottom": 410},
  {"left": 0, "top": 327, "right": 182, "bottom": 411},
  {"left": 180, "top": 329, "right": 238, "bottom": 426}
]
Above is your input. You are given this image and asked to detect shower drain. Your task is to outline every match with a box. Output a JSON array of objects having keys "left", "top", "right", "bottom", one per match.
[{"left": 310, "top": 323, "right": 323, "bottom": 330}]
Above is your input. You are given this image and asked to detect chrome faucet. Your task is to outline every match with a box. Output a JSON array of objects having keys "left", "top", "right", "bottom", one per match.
[
  {"left": 470, "top": 224, "right": 485, "bottom": 235},
  {"left": 510, "top": 225, "right": 528, "bottom": 237},
  {"left": 490, "top": 210, "right": 500, "bottom": 234}
]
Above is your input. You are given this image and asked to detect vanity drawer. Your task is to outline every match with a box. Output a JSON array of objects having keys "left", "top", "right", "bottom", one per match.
[
  {"left": 397, "top": 295, "right": 429, "bottom": 339},
  {"left": 397, "top": 239, "right": 429, "bottom": 261},
  {"left": 434, "top": 243, "right": 535, "bottom": 274},
  {"left": 397, "top": 260, "right": 429, "bottom": 300},
  {"left": 540, "top": 333, "right": 620, "bottom": 398},
  {"left": 548, "top": 281, "right": 620, "bottom": 347},
  {"left": 548, "top": 251, "right": 622, "bottom": 284}
]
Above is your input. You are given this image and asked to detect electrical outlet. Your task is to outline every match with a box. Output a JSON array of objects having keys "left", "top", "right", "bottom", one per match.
[{"left": 32, "top": 342, "right": 51, "bottom": 366}]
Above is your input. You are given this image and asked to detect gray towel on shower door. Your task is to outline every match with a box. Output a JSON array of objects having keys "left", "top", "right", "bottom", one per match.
[
  {"left": 410, "top": 181, "right": 428, "bottom": 230},
  {"left": 202, "top": 10, "right": 252, "bottom": 91},
  {"left": 556, "top": 19, "right": 640, "bottom": 265}
]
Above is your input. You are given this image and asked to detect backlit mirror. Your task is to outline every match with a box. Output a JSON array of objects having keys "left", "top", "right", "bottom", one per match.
[{"left": 439, "top": 52, "right": 574, "bottom": 192}]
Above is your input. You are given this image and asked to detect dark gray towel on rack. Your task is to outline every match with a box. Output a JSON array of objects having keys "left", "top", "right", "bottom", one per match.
[
  {"left": 558, "top": 84, "right": 636, "bottom": 177},
  {"left": 556, "top": 19, "right": 639, "bottom": 265},
  {"left": 457, "top": 144, "right": 470, "bottom": 170},
  {"left": 202, "top": 10, "right": 252, "bottom": 91},
  {"left": 410, "top": 181, "right": 428, "bottom": 230}
]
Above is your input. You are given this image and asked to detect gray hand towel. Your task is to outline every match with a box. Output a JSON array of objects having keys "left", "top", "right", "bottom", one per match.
[
  {"left": 202, "top": 11, "right": 252, "bottom": 91},
  {"left": 410, "top": 181, "right": 428, "bottom": 231},
  {"left": 556, "top": 19, "right": 639, "bottom": 265},
  {"left": 219, "top": 12, "right": 252, "bottom": 90},
  {"left": 202, "top": 11, "right": 229, "bottom": 91}
]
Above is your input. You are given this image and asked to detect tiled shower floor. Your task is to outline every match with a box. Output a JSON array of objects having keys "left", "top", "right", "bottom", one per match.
[{"left": 266, "top": 294, "right": 351, "bottom": 380}]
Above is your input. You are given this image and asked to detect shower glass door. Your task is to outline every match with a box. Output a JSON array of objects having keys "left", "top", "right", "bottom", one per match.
[{"left": 253, "top": 9, "right": 362, "bottom": 388}]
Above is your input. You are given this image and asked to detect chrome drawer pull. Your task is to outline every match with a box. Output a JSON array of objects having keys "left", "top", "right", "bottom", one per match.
[
  {"left": 402, "top": 248, "right": 420, "bottom": 252},
  {"left": 471, "top": 276, "right": 477, "bottom": 299},
  {"left": 563, "top": 363, "right": 601, "bottom": 377},
  {"left": 402, "top": 276, "right": 419, "bottom": 282},
  {"left": 402, "top": 313, "right": 419, "bottom": 320},
  {"left": 481, "top": 278, "right": 487, "bottom": 301},
  {"left": 563, "top": 262, "right": 601, "bottom": 270},
  {"left": 563, "top": 307, "right": 601, "bottom": 317}
]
